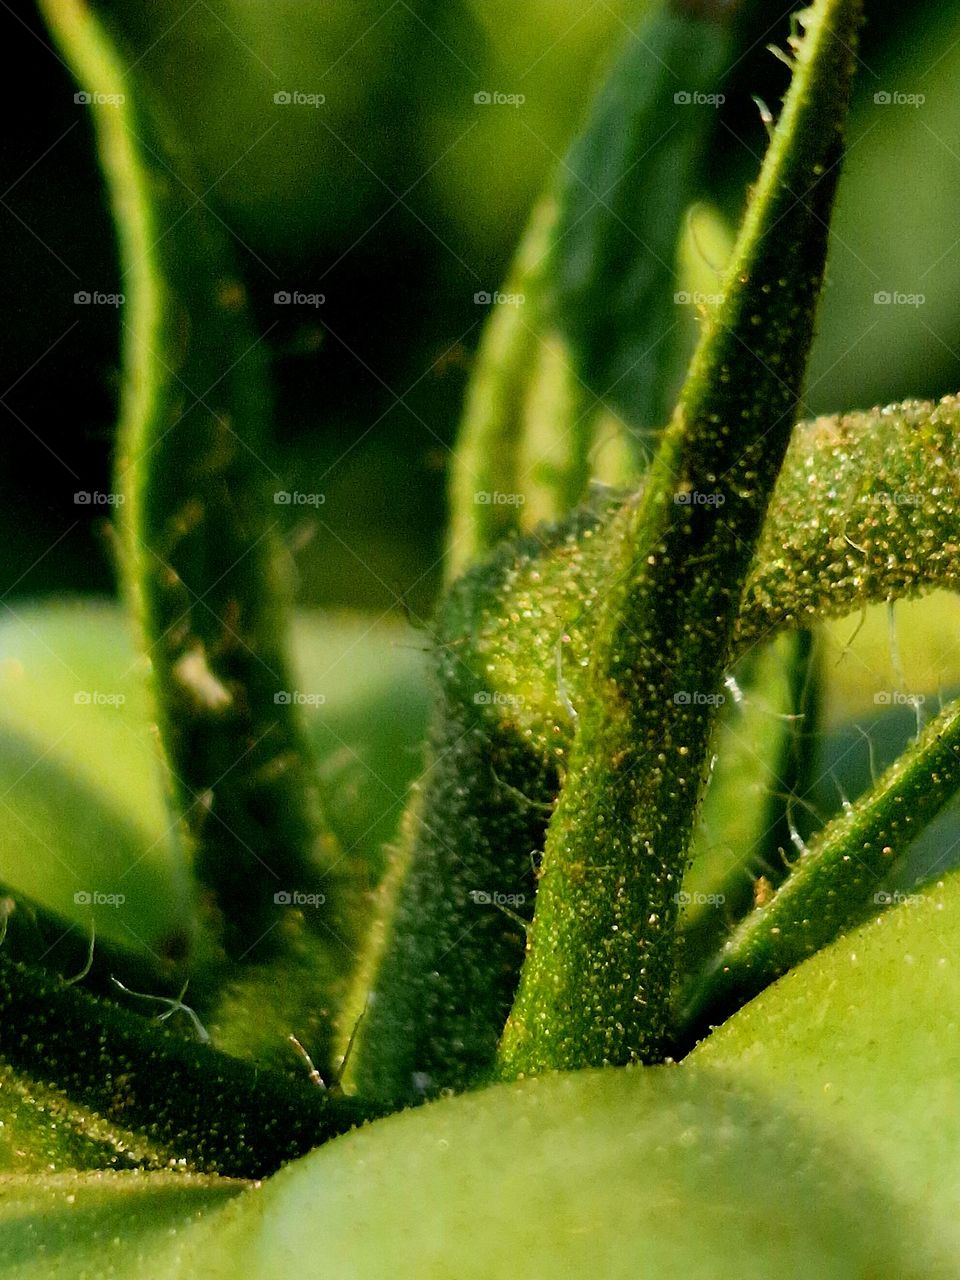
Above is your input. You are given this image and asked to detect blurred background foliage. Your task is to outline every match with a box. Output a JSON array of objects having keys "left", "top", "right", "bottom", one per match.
[
  {"left": 3, "top": 0, "right": 960, "bottom": 955},
  {"left": 3, "top": 0, "right": 958, "bottom": 613}
]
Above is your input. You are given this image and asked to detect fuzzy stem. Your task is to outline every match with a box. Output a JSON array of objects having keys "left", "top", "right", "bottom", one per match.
[{"left": 497, "top": 0, "right": 862, "bottom": 1077}]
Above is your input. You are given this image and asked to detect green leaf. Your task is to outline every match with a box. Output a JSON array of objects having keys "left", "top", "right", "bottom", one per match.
[
  {"left": 175, "top": 1066, "right": 939, "bottom": 1280},
  {"left": 0, "top": 599, "right": 196, "bottom": 964},
  {"left": 496, "top": 0, "right": 863, "bottom": 1078},
  {"left": 447, "top": 196, "right": 585, "bottom": 572},
  {"left": 289, "top": 611, "right": 431, "bottom": 890},
  {"left": 0, "top": 1060, "right": 161, "bottom": 1174},
  {"left": 805, "top": 2, "right": 960, "bottom": 412},
  {"left": 447, "top": 3, "right": 733, "bottom": 575},
  {"left": 690, "top": 867, "right": 960, "bottom": 1272},
  {"left": 547, "top": 5, "right": 732, "bottom": 450},
  {"left": 0, "top": 953, "right": 379, "bottom": 1178},
  {"left": 0, "top": 1171, "right": 242, "bottom": 1280},
  {"left": 40, "top": 0, "right": 350, "bottom": 968}
]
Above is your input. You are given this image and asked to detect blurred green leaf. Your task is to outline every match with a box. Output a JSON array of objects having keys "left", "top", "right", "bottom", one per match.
[
  {"left": 0, "top": 1171, "right": 242, "bottom": 1280},
  {"left": 0, "top": 601, "right": 191, "bottom": 958},
  {"left": 289, "top": 611, "right": 430, "bottom": 888},
  {"left": 808, "top": 2, "right": 960, "bottom": 411},
  {"left": 448, "top": 4, "right": 733, "bottom": 574}
]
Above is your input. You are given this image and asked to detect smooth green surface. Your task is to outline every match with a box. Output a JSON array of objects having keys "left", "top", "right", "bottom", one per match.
[
  {"left": 692, "top": 866, "right": 960, "bottom": 1271},
  {"left": 177, "top": 1066, "right": 937, "bottom": 1280},
  {"left": 0, "top": 601, "right": 190, "bottom": 957}
]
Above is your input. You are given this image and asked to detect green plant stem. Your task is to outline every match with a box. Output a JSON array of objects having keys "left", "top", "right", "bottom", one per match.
[
  {"left": 739, "top": 396, "right": 960, "bottom": 644},
  {"left": 439, "top": 396, "right": 960, "bottom": 782},
  {"left": 679, "top": 695, "right": 960, "bottom": 1041},
  {"left": 496, "top": 0, "right": 862, "bottom": 1078},
  {"left": 347, "top": 683, "right": 548, "bottom": 1106},
  {"left": 353, "top": 388, "right": 960, "bottom": 1098}
]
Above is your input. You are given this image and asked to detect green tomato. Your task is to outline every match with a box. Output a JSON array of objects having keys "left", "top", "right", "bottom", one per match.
[{"left": 168, "top": 1066, "right": 934, "bottom": 1279}]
